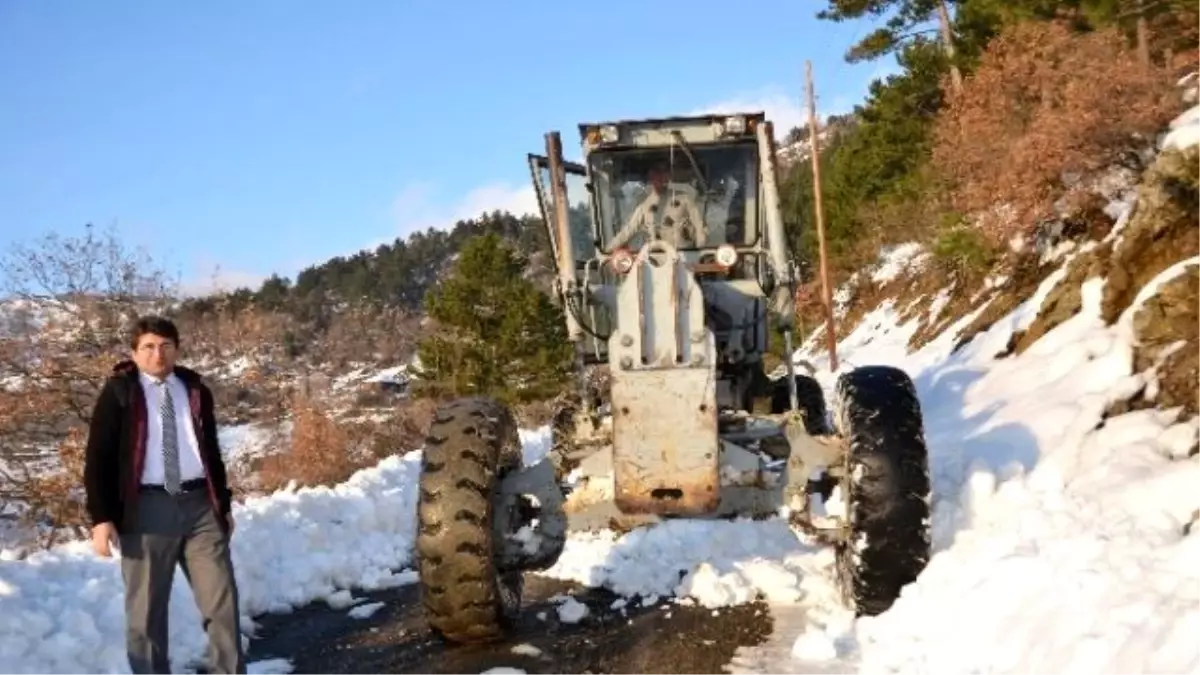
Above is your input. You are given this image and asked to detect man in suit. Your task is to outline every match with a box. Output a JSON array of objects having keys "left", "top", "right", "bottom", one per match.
[{"left": 83, "top": 315, "right": 245, "bottom": 674}]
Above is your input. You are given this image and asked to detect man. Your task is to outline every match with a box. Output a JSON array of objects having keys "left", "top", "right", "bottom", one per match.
[
  {"left": 610, "top": 162, "right": 707, "bottom": 250},
  {"left": 83, "top": 315, "right": 244, "bottom": 674}
]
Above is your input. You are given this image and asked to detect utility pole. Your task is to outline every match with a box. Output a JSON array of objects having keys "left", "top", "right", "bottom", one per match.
[{"left": 804, "top": 60, "right": 839, "bottom": 372}]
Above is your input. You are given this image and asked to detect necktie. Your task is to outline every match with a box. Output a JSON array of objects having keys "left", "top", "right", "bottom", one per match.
[{"left": 159, "top": 379, "right": 182, "bottom": 494}]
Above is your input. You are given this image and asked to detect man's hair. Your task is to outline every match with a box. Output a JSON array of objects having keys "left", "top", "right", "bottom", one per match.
[{"left": 129, "top": 315, "right": 181, "bottom": 349}]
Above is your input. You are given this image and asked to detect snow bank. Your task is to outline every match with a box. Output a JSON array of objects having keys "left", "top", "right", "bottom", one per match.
[
  {"left": 828, "top": 273, "right": 1198, "bottom": 673},
  {"left": 1162, "top": 103, "right": 1199, "bottom": 152},
  {"left": 0, "top": 452, "right": 424, "bottom": 673},
  {"left": 543, "top": 518, "right": 838, "bottom": 610}
]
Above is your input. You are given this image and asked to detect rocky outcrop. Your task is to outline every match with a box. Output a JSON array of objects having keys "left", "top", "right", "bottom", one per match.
[
  {"left": 1132, "top": 264, "right": 1198, "bottom": 418},
  {"left": 1101, "top": 146, "right": 1200, "bottom": 323}
]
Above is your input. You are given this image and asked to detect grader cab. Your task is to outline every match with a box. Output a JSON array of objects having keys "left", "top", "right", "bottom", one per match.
[{"left": 415, "top": 113, "right": 933, "bottom": 645}]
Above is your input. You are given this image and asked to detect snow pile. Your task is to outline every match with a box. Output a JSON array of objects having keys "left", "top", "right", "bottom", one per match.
[
  {"left": 330, "top": 362, "right": 415, "bottom": 392},
  {"left": 0, "top": 451, "right": 424, "bottom": 673},
  {"left": 247, "top": 658, "right": 294, "bottom": 674},
  {"left": 1162, "top": 102, "right": 1199, "bottom": 152},
  {"left": 555, "top": 596, "right": 590, "bottom": 623},
  {"left": 347, "top": 601, "right": 386, "bottom": 619},
  {"left": 543, "top": 519, "right": 838, "bottom": 610}
]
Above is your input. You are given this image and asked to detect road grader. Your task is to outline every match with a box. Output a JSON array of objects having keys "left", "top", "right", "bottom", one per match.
[{"left": 415, "top": 112, "right": 932, "bottom": 644}]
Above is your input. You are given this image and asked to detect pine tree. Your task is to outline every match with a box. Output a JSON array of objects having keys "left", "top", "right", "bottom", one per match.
[
  {"left": 416, "top": 232, "right": 573, "bottom": 404},
  {"left": 816, "top": 0, "right": 966, "bottom": 90}
]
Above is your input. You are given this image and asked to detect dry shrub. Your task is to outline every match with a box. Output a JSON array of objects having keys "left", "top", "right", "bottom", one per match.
[
  {"left": 0, "top": 225, "right": 173, "bottom": 549},
  {"left": 257, "top": 395, "right": 435, "bottom": 493},
  {"left": 0, "top": 428, "right": 90, "bottom": 548},
  {"left": 934, "top": 20, "right": 1179, "bottom": 243},
  {"left": 258, "top": 395, "right": 360, "bottom": 492},
  {"left": 175, "top": 305, "right": 296, "bottom": 422},
  {"left": 515, "top": 398, "right": 558, "bottom": 427},
  {"left": 353, "top": 385, "right": 394, "bottom": 408}
]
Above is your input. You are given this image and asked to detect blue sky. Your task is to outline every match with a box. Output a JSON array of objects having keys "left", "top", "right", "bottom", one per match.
[{"left": 0, "top": 1, "right": 899, "bottom": 295}]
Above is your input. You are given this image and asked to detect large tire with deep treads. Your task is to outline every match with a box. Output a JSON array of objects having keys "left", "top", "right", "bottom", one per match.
[
  {"left": 833, "top": 365, "right": 932, "bottom": 617},
  {"left": 770, "top": 373, "right": 832, "bottom": 435},
  {"left": 417, "top": 396, "right": 524, "bottom": 644}
]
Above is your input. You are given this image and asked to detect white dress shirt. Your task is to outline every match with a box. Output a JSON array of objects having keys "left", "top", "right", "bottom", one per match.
[{"left": 139, "top": 371, "right": 208, "bottom": 485}]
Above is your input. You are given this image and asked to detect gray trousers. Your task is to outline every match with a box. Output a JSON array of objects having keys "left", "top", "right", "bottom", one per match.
[{"left": 119, "top": 489, "right": 245, "bottom": 674}]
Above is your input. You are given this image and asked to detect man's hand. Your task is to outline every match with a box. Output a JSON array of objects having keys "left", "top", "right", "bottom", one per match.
[{"left": 91, "top": 522, "right": 117, "bottom": 557}]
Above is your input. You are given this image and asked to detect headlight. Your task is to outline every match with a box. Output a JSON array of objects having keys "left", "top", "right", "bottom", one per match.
[
  {"left": 723, "top": 115, "right": 746, "bottom": 135},
  {"left": 600, "top": 124, "right": 619, "bottom": 143},
  {"left": 715, "top": 244, "right": 739, "bottom": 268},
  {"left": 610, "top": 247, "right": 635, "bottom": 274}
]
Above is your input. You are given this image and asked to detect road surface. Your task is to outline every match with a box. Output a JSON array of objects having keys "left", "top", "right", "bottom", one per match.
[{"left": 247, "top": 573, "right": 773, "bottom": 674}]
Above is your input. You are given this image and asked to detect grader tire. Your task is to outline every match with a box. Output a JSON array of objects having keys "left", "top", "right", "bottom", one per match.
[
  {"left": 833, "top": 365, "right": 932, "bottom": 617},
  {"left": 416, "top": 397, "right": 524, "bottom": 644}
]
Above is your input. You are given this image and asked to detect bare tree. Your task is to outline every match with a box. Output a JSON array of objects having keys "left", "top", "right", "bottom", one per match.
[{"left": 0, "top": 223, "right": 176, "bottom": 548}]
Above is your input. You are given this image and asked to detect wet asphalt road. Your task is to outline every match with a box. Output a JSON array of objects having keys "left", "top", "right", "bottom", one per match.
[{"left": 246, "top": 573, "right": 773, "bottom": 674}]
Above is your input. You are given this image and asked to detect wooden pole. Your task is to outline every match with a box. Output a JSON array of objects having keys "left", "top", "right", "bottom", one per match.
[{"left": 805, "top": 60, "right": 839, "bottom": 372}]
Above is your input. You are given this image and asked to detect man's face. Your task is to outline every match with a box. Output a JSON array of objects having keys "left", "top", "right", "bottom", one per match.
[
  {"left": 132, "top": 332, "right": 177, "bottom": 378},
  {"left": 649, "top": 168, "right": 668, "bottom": 191}
]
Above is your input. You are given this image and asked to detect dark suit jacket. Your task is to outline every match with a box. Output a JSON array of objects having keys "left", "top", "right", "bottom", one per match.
[{"left": 83, "top": 360, "right": 233, "bottom": 533}]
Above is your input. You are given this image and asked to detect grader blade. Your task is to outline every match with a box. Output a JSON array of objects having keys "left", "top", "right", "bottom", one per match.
[{"left": 611, "top": 366, "right": 719, "bottom": 515}]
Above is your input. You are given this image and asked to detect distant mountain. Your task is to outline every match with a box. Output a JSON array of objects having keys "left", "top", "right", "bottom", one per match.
[{"left": 184, "top": 210, "right": 553, "bottom": 317}]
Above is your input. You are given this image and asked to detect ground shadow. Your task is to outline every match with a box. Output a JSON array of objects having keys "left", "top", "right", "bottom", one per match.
[{"left": 910, "top": 362, "right": 1042, "bottom": 551}]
